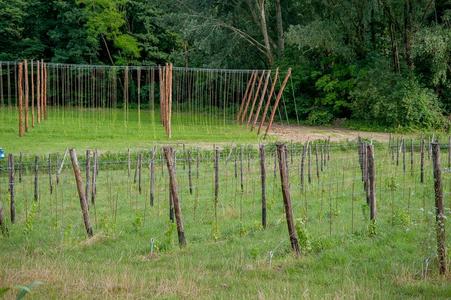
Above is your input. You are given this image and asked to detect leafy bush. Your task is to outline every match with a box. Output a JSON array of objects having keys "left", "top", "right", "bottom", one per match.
[
  {"left": 306, "top": 110, "right": 334, "bottom": 126},
  {"left": 351, "top": 65, "right": 446, "bottom": 129}
]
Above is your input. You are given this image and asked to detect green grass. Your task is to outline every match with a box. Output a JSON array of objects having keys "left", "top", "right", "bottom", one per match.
[
  {"left": 0, "top": 144, "right": 449, "bottom": 299},
  {"left": 0, "top": 107, "right": 263, "bottom": 154}
]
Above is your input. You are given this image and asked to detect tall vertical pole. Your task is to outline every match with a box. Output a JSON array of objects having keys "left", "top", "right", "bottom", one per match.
[
  {"left": 431, "top": 143, "right": 447, "bottom": 275},
  {"left": 276, "top": 143, "right": 301, "bottom": 257}
]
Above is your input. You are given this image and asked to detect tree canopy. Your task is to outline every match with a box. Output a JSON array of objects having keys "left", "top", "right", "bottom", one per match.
[{"left": 0, "top": 0, "right": 450, "bottom": 129}]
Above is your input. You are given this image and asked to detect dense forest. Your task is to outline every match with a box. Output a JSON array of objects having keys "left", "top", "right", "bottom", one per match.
[{"left": 1, "top": 0, "right": 450, "bottom": 129}]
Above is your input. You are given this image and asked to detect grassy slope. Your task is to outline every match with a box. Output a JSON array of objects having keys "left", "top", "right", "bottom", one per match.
[{"left": 0, "top": 145, "right": 449, "bottom": 299}]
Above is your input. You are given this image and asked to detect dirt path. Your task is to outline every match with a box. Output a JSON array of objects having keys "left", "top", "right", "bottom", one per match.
[{"left": 268, "top": 124, "right": 391, "bottom": 142}]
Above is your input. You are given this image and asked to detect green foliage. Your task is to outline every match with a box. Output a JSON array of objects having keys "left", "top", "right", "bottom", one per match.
[
  {"left": 306, "top": 110, "right": 333, "bottom": 126},
  {"left": 351, "top": 65, "right": 446, "bottom": 129},
  {"left": 367, "top": 221, "right": 377, "bottom": 237},
  {"left": 15, "top": 281, "right": 44, "bottom": 300},
  {"left": 131, "top": 213, "right": 143, "bottom": 232},
  {"left": 23, "top": 201, "right": 38, "bottom": 235},
  {"left": 295, "top": 218, "right": 312, "bottom": 253},
  {"left": 393, "top": 210, "right": 412, "bottom": 228}
]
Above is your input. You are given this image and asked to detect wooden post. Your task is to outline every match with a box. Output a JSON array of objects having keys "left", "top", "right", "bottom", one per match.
[
  {"left": 276, "top": 143, "right": 301, "bottom": 257},
  {"left": 214, "top": 147, "right": 219, "bottom": 228},
  {"left": 149, "top": 148, "right": 155, "bottom": 207},
  {"left": 315, "top": 144, "right": 320, "bottom": 180},
  {"left": 43, "top": 62, "right": 47, "bottom": 119},
  {"left": 138, "top": 153, "right": 142, "bottom": 194},
  {"left": 259, "top": 144, "right": 267, "bottom": 228},
  {"left": 91, "top": 150, "right": 98, "bottom": 205},
  {"left": 307, "top": 143, "right": 312, "bottom": 184},
  {"left": 0, "top": 175, "right": 7, "bottom": 234},
  {"left": 163, "top": 147, "right": 186, "bottom": 247},
  {"left": 448, "top": 136, "right": 450, "bottom": 169},
  {"left": 124, "top": 67, "right": 129, "bottom": 126},
  {"left": 37, "top": 61, "right": 40, "bottom": 123},
  {"left": 137, "top": 67, "right": 141, "bottom": 125},
  {"left": 420, "top": 139, "right": 425, "bottom": 184},
  {"left": 264, "top": 68, "right": 292, "bottom": 137},
  {"left": 410, "top": 139, "right": 414, "bottom": 176},
  {"left": 40, "top": 60, "right": 44, "bottom": 120},
  {"left": 48, "top": 154, "right": 53, "bottom": 194},
  {"left": 431, "top": 143, "right": 447, "bottom": 275},
  {"left": 239, "top": 145, "right": 244, "bottom": 192},
  {"left": 31, "top": 60, "right": 34, "bottom": 127},
  {"left": 240, "top": 71, "right": 259, "bottom": 124},
  {"left": 0, "top": 201, "right": 6, "bottom": 235},
  {"left": 168, "top": 64, "right": 173, "bottom": 138},
  {"left": 251, "top": 71, "right": 271, "bottom": 131},
  {"left": 24, "top": 60, "right": 29, "bottom": 131},
  {"left": 300, "top": 142, "right": 307, "bottom": 190},
  {"left": 367, "top": 144, "right": 376, "bottom": 221},
  {"left": 257, "top": 68, "right": 279, "bottom": 135},
  {"left": 18, "top": 152, "right": 23, "bottom": 183},
  {"left": 246, "top": 70, "right": 266, "bottom": 127},
  {"left": 8, "top": 154, "right": 15, "bottom": 224},
  {"left": 69, "top": 149, "right": 93, "bottom": 237},
  {"left": 402, "top": 138, "right": 406, "bottom": 174},
  {"left": 188, "top": 150, "right": 193, "bottom": 195},
  {"left": 34, "top": 156, "right": 39, "bottom": 202},
  {"left": 85, "top": 150, "right": 91, "bottom": 205},
  {"left": 18, "top": 62, "right": 24, "bottom": 137},
  {"left": 237, "top": 71, "right": 256, "bottom": 122}
]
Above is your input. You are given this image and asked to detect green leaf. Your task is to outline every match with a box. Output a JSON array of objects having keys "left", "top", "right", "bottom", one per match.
[{"left": 15, "top": 281, "right": 44, "bottom": 300}]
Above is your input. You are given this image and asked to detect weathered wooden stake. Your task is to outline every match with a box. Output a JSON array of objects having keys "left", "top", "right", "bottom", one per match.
[
  {"left": 410, "top": 139, "right": 414, "bottom": 176},
  {"left": 85, "top": 150, "right": 91, "bottom": 205},
  {"left": 91, "top": 150, "right": 98, "bottom": 205},
  {"left": 69, "top": 149, "right": 93, "bottom": 237},
  {"left": 34, "top": 156, "right": 39, "bottom": 202},
  {"left": 138, "top": 153, "right": 142, "bottom": 194},
  {"left": 276, "top": 144, "right": 301, "bottom": 257},
  {"left": 300, "top": 142, "right": 307, "bottom": 190},
  {"left": 0, "top": 201, "right": 6, "bottom": 235},
  {"left": 239, "top": 146, "right": 244, "bottom": 192},
  {"left": 18, "top": 62, "right": 24, "bottom": 137},
  {"left": 48, "top": 154, "right": 53, "bottom": 194},
  {"left": 8, "top": 154, "right": 15, "bottom": 223},
  {"left": 402, "top": 138, "right": 406, "bottom": 174},
  {"left": 307, "top": 143, "right": 312, "bottom": 184},
  {"left": 187, "top": 150, "right": 193, "bottom": 195},
  {"left": 431, "top": 143, "right": 447, "bottom": 275},
  {"left": 24, "top": 60, "right": 29, "bottom": 131},
  {"left": 259, "top": 144, "right": 267, "bottom": 229},
  {"left": 214, "top": 147, "right": 219, "bottom": 228},
  {"left": 448, "top": 136, "right": 450, "bottom": 169},
  {"left": 367, "top": 144, "right": 376, "bottom": 221},
  {"left": 149, "top": 148, "right": 155, "bottom": 207},
  {"left": 264, "top": 68, "right": 292, "bottom": 137},
  {"left": 18, "top": 152, "right": 23, "bottom": 183},
  {"left": 163, "top": 147, "right": 186, "bottom": 247},
  {"left": 315, "top": 144, "right": 320, "bottom": 180},
  {"left": 420, "top": 139, "right": 425, "bottom": 184}
]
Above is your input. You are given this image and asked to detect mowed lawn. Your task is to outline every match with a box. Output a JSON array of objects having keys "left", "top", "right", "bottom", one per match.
[
  {"left": 0, "top": 144, "right": 449, "bottom": 299},
  {"left": 0, "top": 107, "right": 262, "bottom": 154}
]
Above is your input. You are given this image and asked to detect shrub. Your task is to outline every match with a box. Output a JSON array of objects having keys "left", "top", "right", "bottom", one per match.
[
  {"left": 306, "top": 110, "right": 334, "bottom": 126},
  {"left": 351, "top": 65, "right": 446, "bottom": 129}
]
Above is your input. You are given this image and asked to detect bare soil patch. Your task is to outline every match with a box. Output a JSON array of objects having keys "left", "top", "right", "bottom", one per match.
[{"left": 268, "top": 124, "right": 391, "bottom": 143}]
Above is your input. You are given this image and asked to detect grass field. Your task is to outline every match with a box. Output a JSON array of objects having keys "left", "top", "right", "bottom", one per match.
[
  {"left": 0, "top": 107, "right": 262, "bottom": 154},
  {"left": 0, "top": 143, "right": 449, "bottom": 299}
]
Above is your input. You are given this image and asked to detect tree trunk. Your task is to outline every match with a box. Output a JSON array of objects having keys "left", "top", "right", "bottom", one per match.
[
  {"left": 404, "top": 0, "right": 414, "bottom": 70},
  {"left": 275, "top": 0, "right": 284, "bottom": 57}
]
